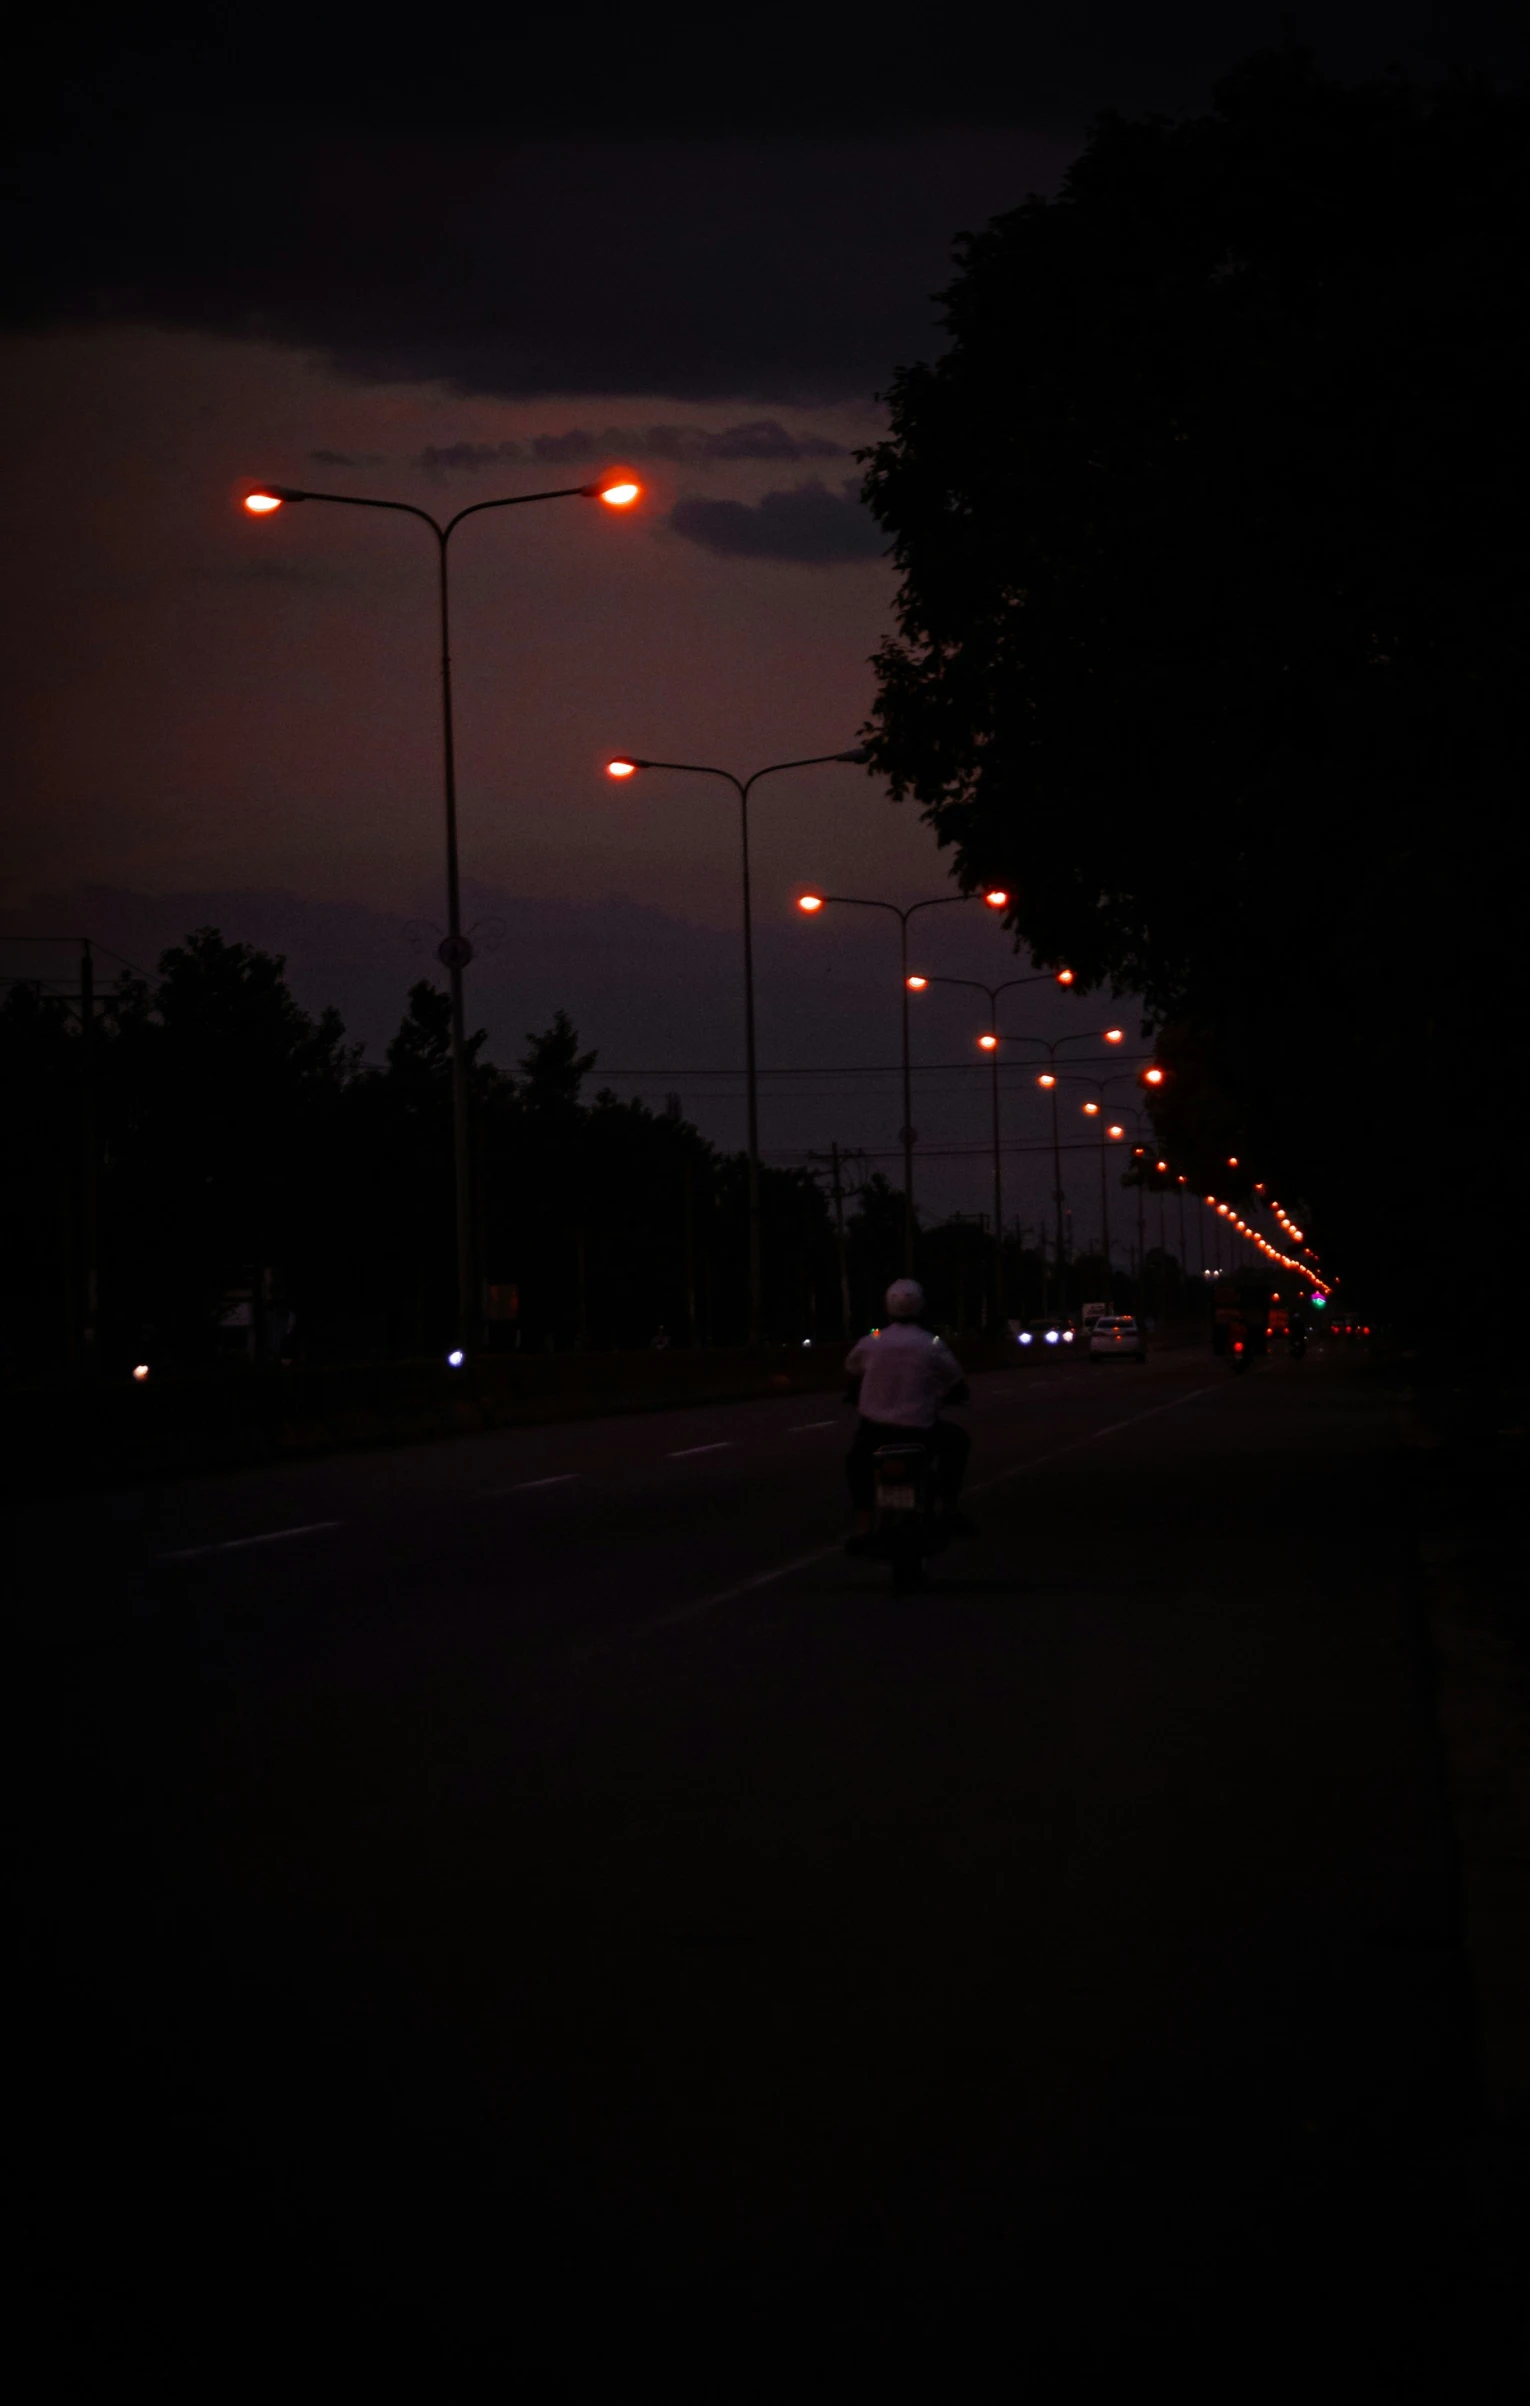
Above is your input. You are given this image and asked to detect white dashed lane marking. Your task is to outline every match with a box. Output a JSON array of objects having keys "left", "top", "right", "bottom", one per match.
[
  {"left": 156, "top": 1520, "right": 342, "bottom": 1563},
  {"left": 597, "top": 1379, "right": 1223, "bottom": 1648},
  {"left": 668, "top": 1442, "right": 735, "bottom": 1459},
  {"left": 791, "top": 1420, "right": 839, "bottom": 1432},
  {"left": 481, "top": 1475, "right": 580, "bottom": 1496}
]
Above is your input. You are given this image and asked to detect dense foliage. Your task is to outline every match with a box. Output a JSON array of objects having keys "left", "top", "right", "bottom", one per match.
[
  {"left": 863, "top": 51, "right": 1530, "bottom": 1309},
  {"left": 2, "top": 929, "right": 987, "bottom": 1374}
]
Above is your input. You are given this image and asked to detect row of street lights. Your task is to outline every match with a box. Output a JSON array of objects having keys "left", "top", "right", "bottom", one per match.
[{"left": 244, "top": 468, "right": 1205, "bottom": 1347}]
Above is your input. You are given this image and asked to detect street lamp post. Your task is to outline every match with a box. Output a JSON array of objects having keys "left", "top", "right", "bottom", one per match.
[
  {"left": 798, "top": 887, "right": 1010, "bottom": 1272},
  {"left": 905, "top": 969, "right": 1074, "bottom": 1325},
  {"left": 244, "top": 472, "right": 641, "bottom": 1353},
  {"left": 1111, "top": 1103, "right": 1156, "bottom": 1305},
  {"left": 607, "top": 751, "right": 868, "bottom": 1345},
  {"left": 1060, "top": 1072, "right": 1138, "bottom": 1295},
  {"left": 993, "top": 1028, "right": 1129, "bottom": 1313}
]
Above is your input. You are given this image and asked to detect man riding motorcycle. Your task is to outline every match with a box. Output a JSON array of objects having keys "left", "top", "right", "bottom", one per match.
[{"left": 844, "top": 1279, "right": 972, "bottom": 1552}]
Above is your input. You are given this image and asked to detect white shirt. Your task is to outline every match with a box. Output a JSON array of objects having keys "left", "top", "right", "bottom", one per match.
[{"left": 845, "top": 1321, "right": 966, "bottom": 1428}]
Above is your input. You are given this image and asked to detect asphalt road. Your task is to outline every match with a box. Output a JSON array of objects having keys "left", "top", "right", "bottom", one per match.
[{"left": 19, "top": 1343, "right": 1522, "bottom": 2394}]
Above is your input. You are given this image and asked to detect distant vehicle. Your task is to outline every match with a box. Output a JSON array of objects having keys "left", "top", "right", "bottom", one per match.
[
  {"left": 1080, "top": 1300, "right": 1109, "bottom": 1331},
  {"left": 1088, "top": 1314, "right": 1146, "bottom": 1363},
  {"left": 1213, "top": 1292, "right": 1268, "bottom": 1356},
  {"left": 1017, "top": 1317, "right": 1076, "bottom": 1355}
]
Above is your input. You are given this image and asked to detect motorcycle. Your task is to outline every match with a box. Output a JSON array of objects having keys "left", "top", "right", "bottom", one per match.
[
  {"left": 870, "top": 1437, "right": 939, "bottom": 1590},
  {"left": 1229, "top": 1332, "right": 1250, "bottom": 1375}
]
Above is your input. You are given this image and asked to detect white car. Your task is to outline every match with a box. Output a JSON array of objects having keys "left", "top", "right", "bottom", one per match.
[{"left": 1089, "top": 1314, "right": 1146, "bottom": 1362}]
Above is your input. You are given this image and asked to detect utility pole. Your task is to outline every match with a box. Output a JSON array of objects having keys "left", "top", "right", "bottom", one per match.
[{"left": 808, "top": 1141, "right": 861, "bottom": 1338}]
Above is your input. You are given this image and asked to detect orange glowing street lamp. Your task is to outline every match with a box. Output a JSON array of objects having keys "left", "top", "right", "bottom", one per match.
[
  {"left": 243, "top": 468, "right": 643, "bottom": 1355},
  {"left": 1143, "top": 1065, "right": 1166, "bottom": 1086},
  {"left": 905, "top": 963, "right": 1093, "bottom": 1317},
  {"left": 796, "top": 884, "right": 1010, "bottom": 1271},
  {"left": 982, "top": 1026, "right": 1143, "bottom": 1308},
  {"left": 602, "top": 745, "right": 867, "bottom": 1341}
]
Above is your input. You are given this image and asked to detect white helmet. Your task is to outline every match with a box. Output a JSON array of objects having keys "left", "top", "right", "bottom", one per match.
[{"left": 884, "top": 1278, "right": 925, "bottom": 1320}]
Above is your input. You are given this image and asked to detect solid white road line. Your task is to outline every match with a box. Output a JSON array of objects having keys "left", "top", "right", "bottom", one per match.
[
  {"left": 604, "top": 1378, "right": 1223, "bottom": 1646},
  {"left": 791, "top": 1420, "right": 839, "bottom": 1432},
  {"left": 156, "top": 1520, "right": 342, "bottom": 1563},
  {"left": 668, "top": 1442, "right": 734, "bottom": 1459}
]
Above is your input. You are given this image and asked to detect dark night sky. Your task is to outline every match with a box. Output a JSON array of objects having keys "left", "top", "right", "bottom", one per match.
[{"left": 5, "top": 2, "right": 1523, "bottom": 1231}]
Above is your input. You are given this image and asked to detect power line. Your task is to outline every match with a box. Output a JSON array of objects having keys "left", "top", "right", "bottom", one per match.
[{"left": 595, "top": 1054, "right": 1150, "bottom": 1078}]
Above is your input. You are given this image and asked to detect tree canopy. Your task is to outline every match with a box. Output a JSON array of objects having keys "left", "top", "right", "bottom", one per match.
[
  {"left": 863, "top": 49, "right": 1530, "bottom": 1303},
  {"left": 2, "top": 932, "right": 859, "bottom": 1371}
]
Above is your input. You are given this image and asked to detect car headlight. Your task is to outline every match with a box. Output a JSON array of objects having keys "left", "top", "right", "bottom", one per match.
[
  {"left": 1063, "top": 1330, "right": 1074, "bottom": 1342},
  {"left": 1019, "top": 1332, "right": 1033, "bottom": 1345},
  {"left": 1045, "top": 1330, "right": 1059, "bottom": 1344}
]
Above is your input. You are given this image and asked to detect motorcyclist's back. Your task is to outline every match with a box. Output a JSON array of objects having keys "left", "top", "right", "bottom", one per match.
[
  {"left": 845, "top": 1281, "right": 971, "bottom": 1540},
  {"left": 845, "top": 1317, "right": 966, "bottom": 1427}
]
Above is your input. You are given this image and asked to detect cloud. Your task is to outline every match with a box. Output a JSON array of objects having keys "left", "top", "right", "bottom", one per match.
[
  {"left": 310, "top": 448, "right": 388, "bottom": 467},
  {"left": 668, "top": 478, "right": 884, "bottom": 564},
  {"left": 15, "top": 122, "right": 1076, "bottom": 403},
  {"left": 17, "top": 11, "right": 1522, "bottom": 403},
  {"left": 410, "top": 421, "right": 848, "bottom": 474}
]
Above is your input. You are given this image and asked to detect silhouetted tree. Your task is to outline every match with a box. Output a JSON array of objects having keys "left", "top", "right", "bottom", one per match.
[
  {"left": 863, "top": 50, "right": 1530, "bottom": 1319},
  {"left": 3, "top": 944, "right": 839, "bottom": 1370}
]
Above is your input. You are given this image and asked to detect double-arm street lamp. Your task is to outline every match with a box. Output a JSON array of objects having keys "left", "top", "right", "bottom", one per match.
[
  {"left": 991, "top": 1028, "right": 1128, "bottom": 1310},
  {"left": 1060, "top": 1071, "right": 1139, "bottom": 1290},
  {"left": 1109, "top": 1102, "right": 1158, "bottom": 1286},
  {"left": 243, "top": 471, "right": 642, "bottom": 1354},
  {"left": 604, "top": 749, "right": 869, "bottom": 1345},
  {"left": 904, "top": 969, "right": 1076, "bottom": 1323},
  {"left": 796, "top": 886, "right": 1011, "bottom": 1271}
]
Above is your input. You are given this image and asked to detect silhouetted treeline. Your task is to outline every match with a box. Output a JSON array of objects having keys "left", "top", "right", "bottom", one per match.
[{"left": 3, "top": 928, "right": 1064, "bottom": 1375}]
